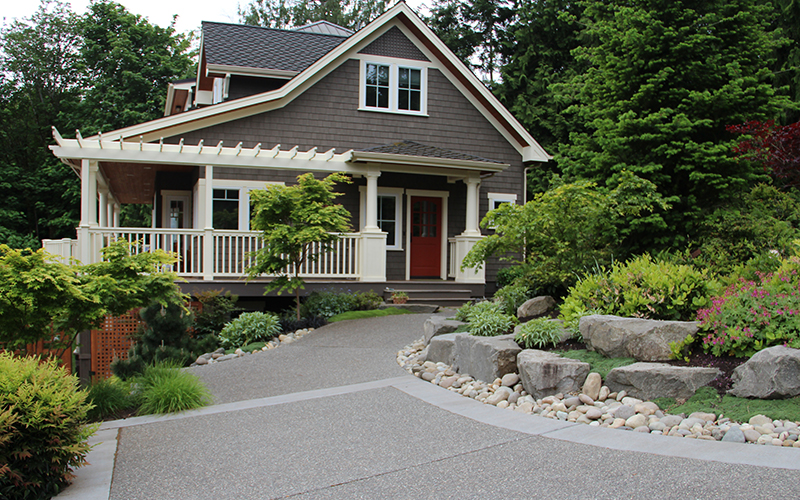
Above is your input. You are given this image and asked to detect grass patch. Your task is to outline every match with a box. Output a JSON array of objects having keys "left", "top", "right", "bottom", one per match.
[
  {"left": 452, "top": 323, "right": 470, "bottom": 333},
  {"left": 328, "top": 308, "right": 415, "bottom": 322},
  {"left": 224, "top": 341, "right": 268, "bottom": 355},
  {"left": 657, "top": 386, "right": 800, "bottom": 422},
  {"left": 85, "top": 376, "right": 135, "bottom": 421},
  {"left": 135, "top": 363, "right": 212, "bottom": 415},
  {"left": 552, "top": 349, "right": 637, "bottom": 379}
]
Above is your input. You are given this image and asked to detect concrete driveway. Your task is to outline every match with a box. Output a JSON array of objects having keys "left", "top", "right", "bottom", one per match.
[{"left": 58, "top": 313, "right": 800, "bottom": 500}]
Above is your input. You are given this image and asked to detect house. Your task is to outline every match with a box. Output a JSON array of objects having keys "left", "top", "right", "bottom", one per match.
[{"left": 45, "top": 2, "right": 550, "bottom": 305}]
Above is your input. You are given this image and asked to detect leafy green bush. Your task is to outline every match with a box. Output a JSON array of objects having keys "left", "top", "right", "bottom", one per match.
[
  {"left": 192, "top": 290, "right": 240, "bottom": 350},
  {"left": 697, "top": 267, "right": 800, "bottom": 357},
  {"left": 514, "top": 318, "right": 563, "bottom": 349},
  {"left": 468, "top": 310, "right": 519, "bottom": 337},
  {"left": 561, "top": 254, "right": 717, "bottom": 327},
  {"left": 493, "top": 281, "right": 534, "bottom": 316},
  {"left": 496, "top": 265, "right": 527, "bottom": 288},
  {"left": 454, "top": 300, "right": 502, "bottom": 323},
  {"left": 279, "top": 314, "right": 327, "bottom": 333},
  {"left": 0, "top": 353, "right": 97, "bottom": 499},
  {"left": 134, "top": 362, "right": 212, "bottom": 415},
  {"left": 300, "top": 289, "right": 382, "bottom": 318},
  {"left": 219, "top": 311, "right": 281, "bottom": 349},
  {"left": 85, "top": 376, "right": 134, "bottom": 421}
]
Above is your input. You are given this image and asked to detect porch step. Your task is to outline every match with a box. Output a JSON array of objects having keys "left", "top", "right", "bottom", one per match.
[{"left": 383, "top": 286, "right": 477, "bottom": 308}]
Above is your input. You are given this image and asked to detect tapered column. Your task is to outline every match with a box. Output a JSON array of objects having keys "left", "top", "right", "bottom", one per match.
[
  {"left": 98, "top": 189, "right": 108, "bottom": 227},
  {"left": 203, "top": 166, "right": 214, "bottom": 280},
  {"left": 363, "top": 170, "right": 381, "bottom": 232},
  {"left": 112, "top": 203, "right": 120, "bottom": 227},
  {"left": 464, "top": 175, "right": 481, "bottom": 236},
  {"left": 454, "top": 174, "right": 485, "bottom": 283}
]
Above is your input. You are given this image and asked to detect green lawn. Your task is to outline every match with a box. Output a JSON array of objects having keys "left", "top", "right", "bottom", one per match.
[
  {"left": 329, "top": 308, "right": 415, "bottom": 322},
  {"left": 552, "top": 349, "right": 637, "bottom": 379},
  {"left": 653, "top": 386, "right": 800, "bottom": 422}
]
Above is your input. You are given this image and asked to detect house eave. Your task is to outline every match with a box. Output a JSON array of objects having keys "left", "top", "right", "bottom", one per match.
[
  {"left": 206, "top": 64, "right": 299, "bottom": 80},
  {"left": 350, "top": 151, "right": 508, "bottom": 172}
]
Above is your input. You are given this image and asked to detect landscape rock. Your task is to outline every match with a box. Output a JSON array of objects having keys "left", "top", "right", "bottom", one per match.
[
  {"left": 582, "top": 372, "right": 602, "bottom": 400},
  {"left": 580, "top": 315, "right": 699, "bottom": 361},
  {"left": 605, "top": 362, "right": 720, "bottom": 400},
  {"left": 729, "top": 346, "right": 800, "bottom": 399},
  {"left": 517, "top": 350, "right": 590, "bottom": 399},
  {"left": 423, "top": 316, "right": 465, "bottom": 344},
  {"left": 453, "top": 334, "right": 521, "bottom": 383},
  {"left": 501, "top": 373, "right": 520, "bottom": 387},
  {"left": 517, "top": 296, "right": 556, "bottom": 319},
  {"left": 425, "top": 333, "right": 464, "bottom": 366}
]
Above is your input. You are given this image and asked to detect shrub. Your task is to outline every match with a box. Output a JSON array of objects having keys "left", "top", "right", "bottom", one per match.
[
  {"left": 279, "top": 314, "right": 327, "bottom": 333},
  {"left": 219, "top": 311, "right": 281, "bottom": 349},
  {"left": 560, "top": 254, "right": 718, "bottom": 327},
  {"left": 134, "top": 362, "right": 212, "bottom": 415},
  {"left": 85, "top": 377, "right": 133, "bottom": 421},
  {"left": 493, "top": 282, "right": 534, "bottom": 316},
  {"left": 300, "top": 289, "right": 382, "bottom": 318},
  {"left": 192, "top": 290, "right": 240, "bottom": 349},
  {"left": 467, "top": 310, "right": 519, "bottom": 337},
  {"left": 496, "top": 265, "right": 527, "bottom": 288},
  {"left": 514, "top": 318, "right": 563, "bottom": 349},
  {"left": 454, "top": 300, "right": 502, "bottom": 323},
  {"left": 0, "top": 353, "right": 97, "bottom": 499},
  {"left": 696, "top": 268, "right": 800, "bottom": 358}
]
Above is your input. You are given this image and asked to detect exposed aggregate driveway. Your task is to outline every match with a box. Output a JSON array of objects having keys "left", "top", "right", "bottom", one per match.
[{"left": 67, "top": 313, "right": 800, "bottom": 500}]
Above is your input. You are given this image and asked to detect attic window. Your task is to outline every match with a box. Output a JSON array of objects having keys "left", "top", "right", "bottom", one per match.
[{"left": 361, "top": 60, "right": 426, "bottom": 115}]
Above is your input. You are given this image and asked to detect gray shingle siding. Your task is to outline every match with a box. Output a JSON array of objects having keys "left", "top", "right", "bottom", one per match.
[
  {"left": 358, "top": 26, "right": 429, "bottom": 62},
  {"left": 169, "top": 59, "right": 525, "bottom": 285}
]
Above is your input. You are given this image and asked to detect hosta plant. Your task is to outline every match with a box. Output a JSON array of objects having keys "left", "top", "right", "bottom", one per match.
[
  {"left": 219, "top": 312, "right": 281, "bottom": 349},
  {"left": 514, "top": 318, "right": 564, "bottom": 349},
  {"left": 467, "top": 310, "right": 519, "bottom": 337}
]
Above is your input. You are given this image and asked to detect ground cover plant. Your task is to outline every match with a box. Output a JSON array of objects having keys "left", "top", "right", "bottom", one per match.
[
  {"left": 328, "top": 308, "right": 415, "bottom": 322},
  {"left": 299, "top": 289, "right": 382, "bottom": 318},
  {"left": 84, "top": 376, "right": 134, "bottom": 421},
  {"left": 133, "top": 362, "right": 212, "bottom": 415},
  {"left": 551, "top": 349, "right": 636, "bottom": 379},
  {"left": 514, "top": 318, "right": 564, "bottom": 349},
  {"left": 0, "top": 352, "right": 97, "bottom": 499},
  {"left": 653, "top": 387, "right": 800, "bottom": 424}
]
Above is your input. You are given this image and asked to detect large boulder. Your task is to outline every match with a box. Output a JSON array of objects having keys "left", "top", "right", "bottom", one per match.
[
  {"left": 453, "top": 334, "right": 521, "bottom": 382},
  {"left": 729, "top": 346, "right": 800, "bottom": 399},
  {"left": 580, "top": 315, "right": 699, "bottom": 361},
  {"left": 517, "top": 350, "right": 590, "bottom": 399},
  {"left": 423, "top": 316, "right": 465, "bottom": 344},
  {"left": 425, "top": 332, "right": 464, "bottom": 366},
  {"left": 517, "top": 296, "right": 556, "bottom": 319},
  {"left": 605, "top": 363, "right": 720, "bottom": 400}
]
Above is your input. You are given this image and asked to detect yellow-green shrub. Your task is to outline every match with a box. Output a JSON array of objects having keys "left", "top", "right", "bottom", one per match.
[{"left": 0, "top": 353, "right": 97, "bottom": 499}]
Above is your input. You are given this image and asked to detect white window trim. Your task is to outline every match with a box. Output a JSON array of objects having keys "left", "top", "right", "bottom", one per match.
[
  {"left": 487, "top": 192, "right": 518, "bottom": 210},
  {"left": 161, "top": 190, "right": 192, "bottom": 229},
  {"left": 358, "top": 57, "right": 428, "bottom": 116},
  {"left": 405, "top": 189, "right": 449, "bottom": 280},
  {"left": 194, "top": 179, "right": 284, "bottom": 230},
  {"left": 359, "top": 186, "right": 404, "bottom": 250}
]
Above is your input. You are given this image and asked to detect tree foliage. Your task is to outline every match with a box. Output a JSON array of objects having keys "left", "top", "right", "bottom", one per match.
[
  {"left": 248, "top": 173, "right": 352, "bottom": 319},
  {"left": 556, "top": 0, "right": 792, "bottom": 250},
  {"left": 238, "top": 0, "right": 388, "bottom": 30},
  {"left": 728, "top": 119, "right": 800, "bottom": 189}
]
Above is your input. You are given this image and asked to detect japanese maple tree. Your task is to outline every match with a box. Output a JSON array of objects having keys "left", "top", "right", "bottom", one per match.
[{"left": 727, "top": 120, "right": 800, "bottom": 189}]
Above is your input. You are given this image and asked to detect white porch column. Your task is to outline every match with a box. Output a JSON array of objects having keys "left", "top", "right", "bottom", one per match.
[
  {"left": 202, "top": 165, "right": 214, "bottom": 281},
  {"left": 363, "top": 170, "right": 381, "bottom": 232},
  {"left": 453, "top": 174, "right": 485, "bottom": 283},
  {"left": 112, "top": 203, "right": 120, "bottom": 227},
  {"left": 98, "top": 189, "right": 108, "bottom": 227},
  {"left": 464, "top": 175, "right": 481, "bottom": 236},
  {"left": 78, "top": 160, "right": 98, "bottom": 265}
]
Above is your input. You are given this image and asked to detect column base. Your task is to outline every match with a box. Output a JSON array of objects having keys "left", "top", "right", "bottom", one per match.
[
  {"left": 359, "top": 231, "right": 387, "bottom": 282},
  {"left": 453, "top": 234, "right": 485, "bottom": 284}
]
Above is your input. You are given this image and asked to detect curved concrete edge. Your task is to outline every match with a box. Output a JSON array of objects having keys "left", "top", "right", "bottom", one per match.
[
  {"left": 55, "top": 428, "right": 118, "bottom": 499},
  {"left": 391, "top": 375, "right": 800, "bottom": 471}
]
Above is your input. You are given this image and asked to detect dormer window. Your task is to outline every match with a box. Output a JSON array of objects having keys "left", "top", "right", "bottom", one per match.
[{"left": 360, "top": 60, "right": 427, "bottom": 115}]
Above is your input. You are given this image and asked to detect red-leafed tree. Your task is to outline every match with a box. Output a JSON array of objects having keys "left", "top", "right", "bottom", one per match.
[{"left": 727, "top": 120, "right": 800, "bottom": 189}]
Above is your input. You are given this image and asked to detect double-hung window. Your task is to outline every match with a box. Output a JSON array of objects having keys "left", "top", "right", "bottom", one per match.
[
  {"left": 359, "top": 186, "right": 404, "bottom": 250},
  {"left": 361, "top": 61, "right": 426, "bottom": 114},
  {"left": 213, "top": 189, "right": 240, "bottom": 229}
]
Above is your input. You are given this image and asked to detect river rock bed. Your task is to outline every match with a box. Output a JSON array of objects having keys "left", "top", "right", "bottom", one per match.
[
  {"left": 190, "top": 328, "right": 314, "bottom": 366},
  {"left": 397, "top": 337, "right": 800, "bottom": 448}
]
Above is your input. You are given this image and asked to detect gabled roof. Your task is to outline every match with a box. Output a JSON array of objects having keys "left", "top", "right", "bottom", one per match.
[
  {"left": 294, "top": 20, "right": 354, "bottom": 36},
  {"left": 88, "top": 2, "right": 550, "bottom": 163},
  {"left": 359, "top": 140, "right": 504, "bottom": 165},
  {"left": 202, "top": 21, "right": 348, "bottom": 73}
]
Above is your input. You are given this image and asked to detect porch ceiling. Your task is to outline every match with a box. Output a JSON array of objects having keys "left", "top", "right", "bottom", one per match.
[{"left": 99, "top": 162, "right": 196, "bottom": 204}]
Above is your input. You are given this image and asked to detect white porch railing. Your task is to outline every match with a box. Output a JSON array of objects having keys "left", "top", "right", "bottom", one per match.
[
  {"left": 65, "top": 228, "right": 362, "bottom": 279},
  {"left": 448, "top": 238, "right": 457, "bottom": 278}
]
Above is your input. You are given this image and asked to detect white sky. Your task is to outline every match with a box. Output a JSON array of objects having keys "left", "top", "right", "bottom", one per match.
[{"left": 2, "top": 1, "right": 429, "bottom": 35}]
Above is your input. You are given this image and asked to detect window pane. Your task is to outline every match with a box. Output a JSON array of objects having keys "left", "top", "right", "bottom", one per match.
[
  {"left": 381, "top": 222, "right": 395, "bottom": 246},
  {"left": 366, "top": 64, "right": 377, "bottom": 85},
  {"left": 378, "top": 65, "right": 389, "bottom": 86},
  {"left": 213, "top": 200, "right": 239, "bottom": 229},
  {"left": 410, "top": 69, "right": 421, "bottom": 90},
  {"left": 378, "top": 87, "right": 389, "bottom": 108},
  {"left": 213, "top": 189, "right": 225, "bottom": 199},
  {"left": 366, "top": 86, "right": 376, "bottom": 107},
  {"left": 410, "top": 90, "right": 420, "bottom": 111},
  {"left": 398, "top": 89, "right": 409, "bottom": 110}
]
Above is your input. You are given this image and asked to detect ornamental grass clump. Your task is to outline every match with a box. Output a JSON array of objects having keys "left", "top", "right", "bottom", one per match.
[
  {"left": 0, "top": 353, "right": 97, "bottom": 499},
  {"left": 514, "top": 318, "right": 564, "bottom": 349},
  {"left": 467, "top": 310, "right": 519, "bottom": 337},
  {"left": 134, "top": 362, "right": 212, "bottom": 415},
  {"left": 697, "top": 269, "right": 800, "bottom": 358}
]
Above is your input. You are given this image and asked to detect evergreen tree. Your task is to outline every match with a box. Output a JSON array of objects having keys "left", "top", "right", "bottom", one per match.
[
  {"left": 238, "top": 0, "right": 388, "bottom": 31},
  {"left": 557, "top": 0, "right": 792, "bottom": 250}
]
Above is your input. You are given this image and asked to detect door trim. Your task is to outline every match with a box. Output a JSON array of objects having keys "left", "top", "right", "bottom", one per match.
[
  {"left": 161, "top": 190, "right": 192, "bottom": 229},
  {"left": 405, "top": 189, "right": 448, "bottom": 280}
]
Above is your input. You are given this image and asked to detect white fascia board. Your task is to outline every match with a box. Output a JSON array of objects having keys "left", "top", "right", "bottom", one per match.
[
  {"left": 164, "top": 83, "right": 176, "bottom": 116},
  {"left": 351, "top": 151, "right": 508, "bottom": 172},
  {"left": 206, "top": 64, "right": 298, "bottom": 79}
]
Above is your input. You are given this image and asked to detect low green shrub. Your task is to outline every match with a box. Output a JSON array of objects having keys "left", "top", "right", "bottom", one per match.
[
  {"left": 192, "top": 290, "right": 240, "bottom": 351},
  {"left": 696, "top": 266, "right": 800, "bottom": 357},
  {"left": 455, "top": 300, "right": 501, "bottom": 323},
  {"left": 300, "top": 289, "right": 382, "bottom": 318},
  {"left": 561, "top": 254, "right": 718, "bottom": 327},
  {"left": 561, "top": 306, "right": 603, "bottom": 342},
  {"left": 85, "top": 376, "right": 134, "bottom": 421},
  {"left": 496, "top": 265, "right": 527, "bottom": 288},
  {"left": 467, "top": 310, "right": 518, "bottom": 337},
  {"left": 279, "top": 314, "right": 327, "bottom": 333},
  {"left": 493, "top": 281, "right": 534, "bottom": 316},
  {"left": 134, "top": 362, "right": 212, "bottom": 415},
  {"left": 514, "top": 318, "right": 563, "bottom": 349},
  {"left": 219, "top": 311, "right": 281, "bottom": 349},
  {"left": 0, "top": 353, "right": 97, "bottom": 499}
]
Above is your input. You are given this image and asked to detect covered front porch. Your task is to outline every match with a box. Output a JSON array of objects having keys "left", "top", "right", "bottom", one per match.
[{"left": 45, "top": 129, "right": 501, "bottom": 286}]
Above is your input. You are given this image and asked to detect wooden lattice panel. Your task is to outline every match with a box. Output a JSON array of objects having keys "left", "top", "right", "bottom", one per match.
[
  {"left": 91, "top": 310, "right": 143, "bottom": 380},
  {"left": 23, "top": 339, "right": 72, "bottom": 372}
]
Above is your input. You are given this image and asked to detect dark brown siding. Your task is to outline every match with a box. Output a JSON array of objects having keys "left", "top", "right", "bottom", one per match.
[
  {"left": 170, "top": 59, "right": 526, "bottom": 285},
  {"left": 359, "top": 26, "right": 429, "bottom": 61}
]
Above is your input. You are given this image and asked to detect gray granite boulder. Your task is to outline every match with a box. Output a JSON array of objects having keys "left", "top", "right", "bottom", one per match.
[
  {"left": 517, "top": 296, "right": 556, "bottom": 319},
  {"left": 423, "top": 316, "right": 465, "bottom": 344},
  {"left": 580, "top": 315, "right": 699, "bottom": 361},
  {"left": 729, "top": 346, "right": 800, "bottom": 399},
  {"left": 605, "top": 363, "right": 720, "bottom": 400},
  {"left": 453, "top": 334, "right": 521, "bottom": 382},
  {"left": 425, "top": 332, "right": 464, "bottom": 366},
  {"left": 517, "top": 350, "right": 591, "bottom": 399}
]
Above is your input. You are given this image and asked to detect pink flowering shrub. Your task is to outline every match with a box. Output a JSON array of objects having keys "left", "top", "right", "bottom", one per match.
[{"left": 697, "top": 269, "right": 800, "bottom": 357}]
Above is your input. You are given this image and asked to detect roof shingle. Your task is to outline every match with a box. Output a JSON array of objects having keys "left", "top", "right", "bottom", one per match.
[{"left": 358, "top": 140, "right": 504, "bottom": 164}]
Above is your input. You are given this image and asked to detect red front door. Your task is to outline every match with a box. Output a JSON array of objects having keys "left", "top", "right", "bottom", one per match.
[{"left": 410, "top": 196, "right": 442, "bottom": 278}]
